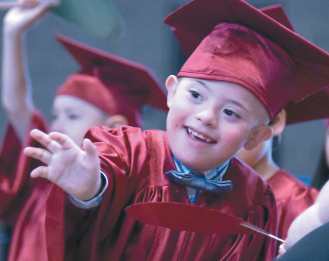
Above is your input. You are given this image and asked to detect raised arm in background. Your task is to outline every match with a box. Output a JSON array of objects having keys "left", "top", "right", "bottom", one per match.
[{"left": 1, "top": 0, "right": 58, "bottom": 141}]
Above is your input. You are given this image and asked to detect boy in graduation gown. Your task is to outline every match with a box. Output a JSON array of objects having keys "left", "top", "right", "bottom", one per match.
[
  {"left": 24, "top": 0, "right": 329, "bottom": 260},
  {"left": 0, "top": 1, "right": 167, "bottom": 260}
]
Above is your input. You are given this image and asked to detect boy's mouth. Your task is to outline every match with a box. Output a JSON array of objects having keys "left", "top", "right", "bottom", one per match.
[{"left": 186, "top": 128, "right": 216, "bottom": 144}]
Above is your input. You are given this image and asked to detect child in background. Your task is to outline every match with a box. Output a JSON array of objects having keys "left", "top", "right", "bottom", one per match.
[
  {"left": 24, "top": 0, "right": 329, "bottom": 260},
  {"left": 237, "top": 109, "right": 319, "bottom": 240},
  {"left": 0, "top": 1, "right": 167, "bottom": 260}
]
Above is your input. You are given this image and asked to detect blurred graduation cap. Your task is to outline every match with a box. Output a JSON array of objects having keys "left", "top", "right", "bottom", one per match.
[
  {"left": 56, "top": 34, "right": 168, "bottom": 127},
  {"left": 126, "top": 202, "right": 285, "bottom": 243},
  {"left": 0, "top": 0, "right": 124, "bottom": 38},
  {"left": 164, "top": 0, "right": 329, "bottom": 124}
]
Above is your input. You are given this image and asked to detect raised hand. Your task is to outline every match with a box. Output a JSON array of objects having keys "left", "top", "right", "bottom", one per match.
[
  {"left": 23, "top": 129, "right": 102, "bottom": 201},
  {"left": 3, "top": 0, "right": 60, "bottom": 35}
]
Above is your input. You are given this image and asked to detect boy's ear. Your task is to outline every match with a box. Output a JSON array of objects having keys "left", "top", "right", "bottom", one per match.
[
  {"left": 270, "top": 109, "right": 286, "bottom": 137},
  {"left": 243, "top": 125, "right": 273, "bottom": 151},
  {"left": 165, "top": 75, "right": 178, "bottom": 108},
  {"left": 105, "top": 115, "right": 128, "bottom": 128}
]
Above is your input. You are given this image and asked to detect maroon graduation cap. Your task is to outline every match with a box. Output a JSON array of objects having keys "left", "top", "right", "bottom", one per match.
[
  {"left": 126, "top": 202, "right": 284, "bottom": 243},
  {"left": 164, "top": 0, "right": 329, "bottom": 124},
  {"left": 56, "top": 34, "right": 168, "bottom": 127}
]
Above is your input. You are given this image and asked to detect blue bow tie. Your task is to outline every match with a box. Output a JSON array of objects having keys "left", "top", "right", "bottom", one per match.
[{"left": 165, "top": 170, "right": 233, "bottom": 194}]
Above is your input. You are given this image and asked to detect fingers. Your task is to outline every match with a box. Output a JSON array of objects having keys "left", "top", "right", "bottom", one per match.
[
  {"left": 83, "top": 139, "right": 99, "bottom": 165},
  {"left": 29, "top": 129, "right": 63, "bottom": 153},
  {"left": 30, "top": 165, "right": 48, "bottom": 179},
  {"left": 49, "top": 132, "right": 77, "bottom": 150},
  {"left": 23, "top": 146, "right": 52, "bottom": 165}
]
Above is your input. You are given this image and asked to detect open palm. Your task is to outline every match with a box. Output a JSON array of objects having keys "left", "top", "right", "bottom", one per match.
[{"left": 24, "top": 129, "right": 102, "bottom": 201}]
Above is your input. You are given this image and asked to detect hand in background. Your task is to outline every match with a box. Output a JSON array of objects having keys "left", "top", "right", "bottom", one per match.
[{"left": 3, "top": 0, "right": 60, "bottom": 35}]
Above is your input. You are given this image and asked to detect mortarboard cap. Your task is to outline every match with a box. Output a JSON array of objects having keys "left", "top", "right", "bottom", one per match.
[
  {"left": 51, "top": 0, "right": 124, "bottom": 38},
  {"left": 126, "top": 202, "right": 284, "bottom": 242},
  {"left": 55, "top": 34, "right": 168, "bottom": 127},
  {"left": 164, "top": 0, "right": 329, "bottom": 122}
]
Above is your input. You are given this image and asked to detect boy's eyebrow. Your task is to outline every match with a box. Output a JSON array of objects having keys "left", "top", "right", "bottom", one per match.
[
  {"left": 226, "top": 99, "right": 251, "bottom": 113},
  {"left": 194, "top": 79, "right": 209, "bottom": 90},
  {"left": 195, "top": 80, "right": 251, "bottom": 113}
]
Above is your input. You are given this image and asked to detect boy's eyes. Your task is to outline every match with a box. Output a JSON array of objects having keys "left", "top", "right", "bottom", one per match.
[
  {"left": 68, "top": 114, "right": 80, "bottom": 120},
  {"left": 223, "top": 109, "right": 240, "bottom": 118},
  {"left": 190, "top": 90, "right": 202, "bottom": 100}
]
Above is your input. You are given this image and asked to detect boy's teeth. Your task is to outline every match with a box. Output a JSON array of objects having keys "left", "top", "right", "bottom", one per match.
[{"left": 187, "top": 128, "right": 212, "bottom": 142}]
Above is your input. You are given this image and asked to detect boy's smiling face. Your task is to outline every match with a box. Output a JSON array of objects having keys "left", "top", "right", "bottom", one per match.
[{"left": 166, "top": 76, "right": 272, "bottom": 171}]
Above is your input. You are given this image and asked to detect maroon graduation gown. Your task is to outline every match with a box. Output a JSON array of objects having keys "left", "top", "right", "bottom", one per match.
[
  {"left": 268, "top": 169, "right": 318, "bottom": 240},
  {"left": 0, "top": 111, "right": 55, "bottom": 261},
  {"left": 46, "top": 126, "right": 278, "bottom": 261}
]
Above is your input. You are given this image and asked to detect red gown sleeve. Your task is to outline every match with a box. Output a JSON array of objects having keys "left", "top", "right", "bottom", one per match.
[
  {"left": 0, "top": 110, "right": 49, "bottom": 225},
  {"left": 45, "top": 126, "right": 150, "bottom": 260}
]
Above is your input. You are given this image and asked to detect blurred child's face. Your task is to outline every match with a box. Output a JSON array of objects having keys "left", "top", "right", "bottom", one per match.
[
  {"left": 51, "top": 95, "right": 110, "bottom": 146},
  {"left": 166, "top": 76, "right": 271, "bottom": 171}
]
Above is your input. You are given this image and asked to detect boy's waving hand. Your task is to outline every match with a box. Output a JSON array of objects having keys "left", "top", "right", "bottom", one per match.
[{"left": 24, "top": 129, "right": 102, "bottom": 201}]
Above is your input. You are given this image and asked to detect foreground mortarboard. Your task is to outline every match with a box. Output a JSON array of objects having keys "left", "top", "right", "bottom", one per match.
[
  {"left": 51, "top": 0, "right": 124, "bottom": 38},
  {"left": 164, "top": 0, "right": 329, "bottom": 122},
  {"left": 56, "top": 34, "right": 168, "bottom": 127},
  {"left": 126, "top": 202, "right": 285, "bottom": 242}
]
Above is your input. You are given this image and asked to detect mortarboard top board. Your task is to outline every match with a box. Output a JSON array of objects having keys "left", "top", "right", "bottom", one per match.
[
  {"left": 125, "top": 202, "right": 285, "bottom": 243},
  {"left": 51, "top": 0, "right": 124, "bottom": 38},
  {"left": 259, "top": 5, "right": 294, "bottom": 32},
  {"left": 164, "top": 0, "right": 329, "bottom": 123},
  {"left": 260, "top": 5, "right": 329, "bottom": 124},
  {"left": 261, "top": 5, "right": 329, "bottom": 124},
  {"left": 171, "top": 4, "right": 294, "bottom": 64},
  {"left": 55, "top": 34, "right": 168, "bottom": 113}
]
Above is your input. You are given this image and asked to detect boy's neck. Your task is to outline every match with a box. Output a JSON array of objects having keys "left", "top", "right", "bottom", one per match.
[{"left": 173, "top": 155, "right": 229, "bottom": 173}]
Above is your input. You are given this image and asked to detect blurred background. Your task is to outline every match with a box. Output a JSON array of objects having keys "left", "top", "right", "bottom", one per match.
[{"left": 0, "top": 0, "right": 328, "bottom": 259}]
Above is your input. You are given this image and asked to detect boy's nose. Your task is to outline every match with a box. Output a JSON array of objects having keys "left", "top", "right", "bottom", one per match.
[{"left": 196, "top": 109, "right": 218, "bottom": 127}]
